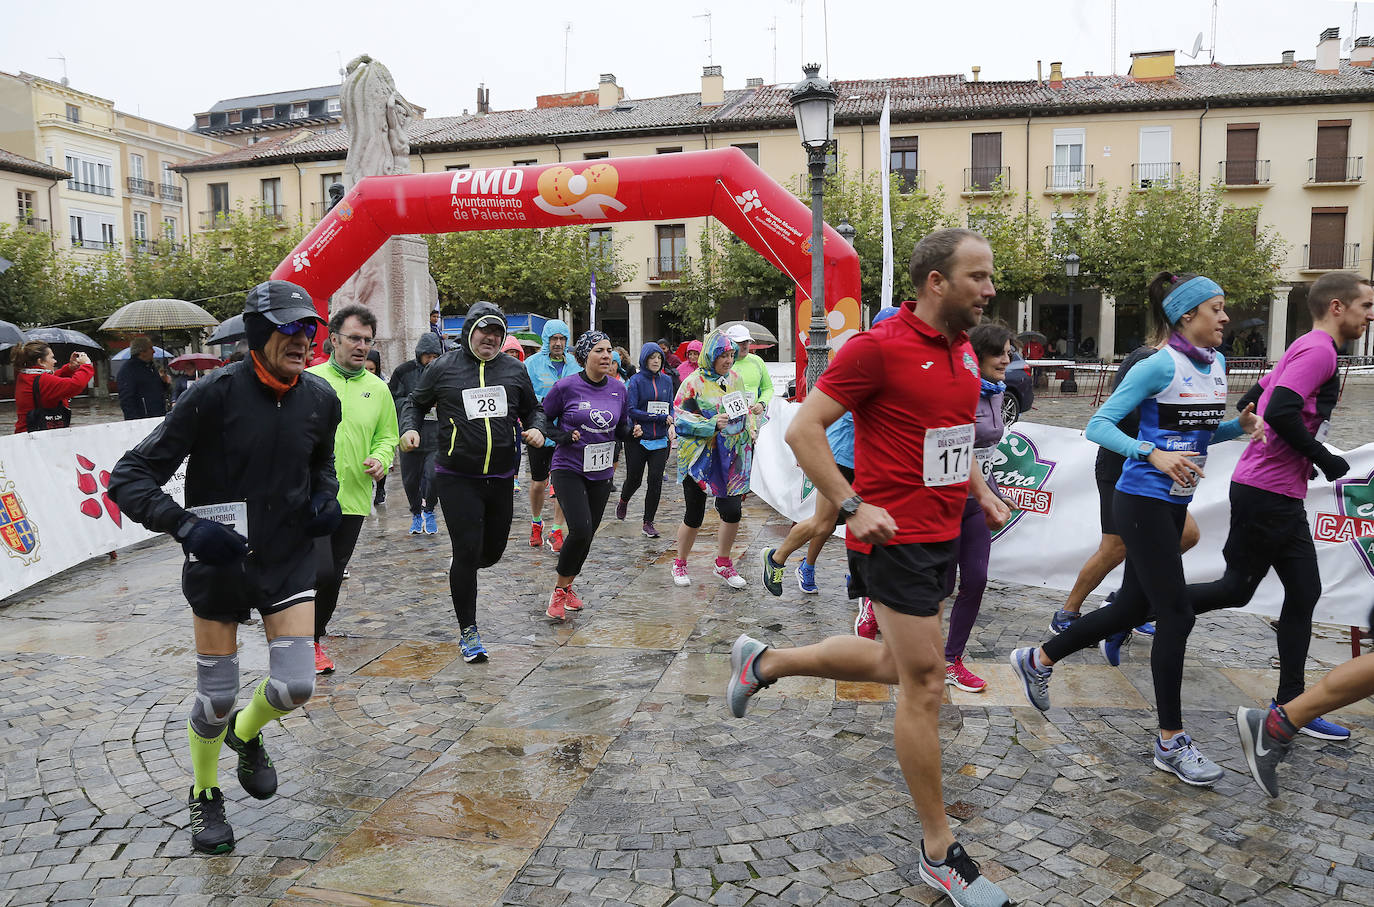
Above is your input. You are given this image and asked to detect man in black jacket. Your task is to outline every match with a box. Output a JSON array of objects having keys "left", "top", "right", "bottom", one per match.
[
  {"left": 388, "top": 332, "right": 444, "bottom": 534},
  {"left": 117, "top": 336, "right": 169, "bottom": 420},
  {"left": 109, "top": 280, "right": 342, "bottom": 856},
  {"left": 400, "top": 301, "right": 546, "bottom": 664}
]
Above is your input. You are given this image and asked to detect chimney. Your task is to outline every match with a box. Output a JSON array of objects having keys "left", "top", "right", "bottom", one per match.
[
  {"left": 701, "top": 65, "right": 724, "bottom": 106},
  {"left": 598, "top": 73, "right": 621, "bottom": 110},
  {"left": 1128, "top": 49, "right": 1177, "bottom": 81},
  {"left": 476, "top": 83, "right": 490, "bottom": 114},
  {"left": 1281, "top": 49, "right": 1296, "bottom": 66},
  {"left": 1036, "top": 60, "right": 1043, "bottom": 85},
  {"left": 1353, "top": 36, "right": 1374, "bottom": 67},
  {"left": 1316, "top": 27, "right": 1341, "bottom": 73},
  {"left": 745, "top": 77, "right": 763, "bottom": 88},
  {"left": 1049, "top": 61, "right": 1063, "bottom": 89},
  {"left": 971, "top": 65, "right": 981, "bottom": 82}
]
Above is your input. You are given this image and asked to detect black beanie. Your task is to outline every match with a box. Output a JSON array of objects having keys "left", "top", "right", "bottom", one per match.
[{"left": 244, "top": 312, "right": 276, "bottom": 353}]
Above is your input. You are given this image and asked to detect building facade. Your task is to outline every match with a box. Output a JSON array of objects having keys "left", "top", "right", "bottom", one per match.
[
  {"left": 0, "top": 147, "right": 69, "bottom": 242},
  {"left": 177, "top": 30, "right": 1374, "bottom": 358}
]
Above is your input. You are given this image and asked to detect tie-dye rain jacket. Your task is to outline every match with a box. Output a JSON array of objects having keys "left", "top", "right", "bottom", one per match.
[{"left": 674, "top": 329, "right": 757, "bottom": 496}]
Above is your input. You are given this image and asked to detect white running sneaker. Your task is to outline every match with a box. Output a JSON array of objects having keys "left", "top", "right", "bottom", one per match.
[{"left": 671, "top": 558, "right": 690, "bottom": 587}]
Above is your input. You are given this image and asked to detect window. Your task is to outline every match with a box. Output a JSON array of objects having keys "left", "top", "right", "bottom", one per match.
[
  {"left": 259, "top": 106, "right": 275, "bottom": 121},
  {"left": 1225, "top": 125, "right": 1261, "bottom": 184},
  {"left": 260, "top": 178, "right": 283, "bottom": 219},
  {"left": 101, "top": 222, "right": 115, "bottom": 247},
  {"left": 1309, "top": 207, "right": 1348, "bottom": 269},
  {"left": 1051, "top": 128, "right": 1086, "bottom": 189},
  {"left": 656, "top": 146, "right": 683, "bottom": 154},
  {"left": 290, "top": 102, "right": 309, "bottom": 119},
  {"left": 327, "top": 98, "right": 341, "bottom": 114},
  {"left": 655, "top": 224, "right": 687, "bottom": 278},
  {"left": 890, "top": 136, "right": 920, "bottom": 191},
  {"left": 161, "top": 161, "right": 176, "bottom": 188},
  {"left": 969, "top": 132, "right": 1003, "bottom": 190},
  {"left": 68, "top": 209, "right": 117, "bottom": 249},
  {"left": 163, "top": 216, "right": 177, "bottom": 238},
  {"left": 17, "top": 190, "right": 34, "bottom": 220},
  {"left": 824, "top": 142, "right": 837, "bottom": 176},
  {"left": 321, "top": 172, "right": 342, "bottom": 202},
  {"left": 133, "top": 212, "right": 148, "bottom": 242},
  {"left": 1314, "top": 120, "right": 1352, "bottom": 181},
  {"left": 583, "top": 151, "right": 609, "bottom": 160},
  {"left": 588, "top": 227, "right": 613, "bottom": 261},
  {"left": 512, "top": 158, "right": 537, "bottom": 166},
  {"left": 731, "top": 143, "right": 759, "bottom": 164},
  {"left": 64, "top": 153, "right": 113, "bottom": 195},
  {"left": 1222, "top": 206, "right": 1259, "bottom": 239},
  {"left": 129, "top": 154, "right": 144, "bottom": 181},
  {"left": 1136, "top": 126, "right": 1173, "bottom": 187},
  {"left": 209, "top": 182, "right": 230, "bottom": 218},
  {"left": 65, "top": 104, "right": 80, "bottom": 123}
]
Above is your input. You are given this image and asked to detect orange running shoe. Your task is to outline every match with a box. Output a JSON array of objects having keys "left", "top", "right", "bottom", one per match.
[
  {"left": 314, "top": 641, "right": 335, "bottom": 675},
  {"left": 563, "top": 586, "right": 584, "bottom": 611},
  {"left": 545, "top": 587, "right": 567, "bottom": 621}
]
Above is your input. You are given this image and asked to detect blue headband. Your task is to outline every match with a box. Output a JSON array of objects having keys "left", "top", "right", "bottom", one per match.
[{"left": 1161, "top": 276, "right": 1223, "bottom": 325}]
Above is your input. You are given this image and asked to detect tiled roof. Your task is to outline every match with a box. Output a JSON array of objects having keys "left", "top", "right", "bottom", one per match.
[
  {"left": 0, "top": 147, "right": 70, "bottom": 180},
  {"left": 205, "top": 84, "right": 340, "bottom": 114},
  {"left": 175, "top": 59, "right": 1374, "bottom": 172}
]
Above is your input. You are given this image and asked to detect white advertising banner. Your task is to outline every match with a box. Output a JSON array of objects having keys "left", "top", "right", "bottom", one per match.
[
  {"left": 751, "top": 407, "right": 1374, "bottom": 627},
  {"left": 0, "top": 418, "right": 183, "bottom": 600}
]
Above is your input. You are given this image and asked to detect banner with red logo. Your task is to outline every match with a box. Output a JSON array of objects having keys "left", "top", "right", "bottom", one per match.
[
  {"left": 752, "top": 409, "right": 1374, "bottom": 628},
  {"left": 0, "top": 420, "right": 182, "bottom": 600}
]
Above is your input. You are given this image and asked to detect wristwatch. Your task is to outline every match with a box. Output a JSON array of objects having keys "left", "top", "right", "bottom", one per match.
[
  {"left": 1134, "top": 440, "right": 1156, "bottom": 459},
  {"left": 839, "top": 494, "right": 863, "bottom": 520}
]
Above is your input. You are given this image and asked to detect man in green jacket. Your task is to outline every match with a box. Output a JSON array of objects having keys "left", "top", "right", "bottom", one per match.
[
  {"left": 725, "top": 323, "right": 774, "bottom": 416},
  {"left": 307, "top": 303, "right": 399, "bottom": 674}
]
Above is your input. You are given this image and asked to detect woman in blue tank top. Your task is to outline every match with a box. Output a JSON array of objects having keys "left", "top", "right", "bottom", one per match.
[{"left": 1011, "top": 271, "right": 1261, "bottom": 786}]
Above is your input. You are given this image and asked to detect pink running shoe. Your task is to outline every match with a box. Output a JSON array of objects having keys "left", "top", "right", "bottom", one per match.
[
  {"left": 854, "top": 598, "right": 878, "bottom": 640},
  {"left": 945, "top": 657, "right": 987, "bottom": 693},
  {"left": 714, "top": 557, "right": 746, "bottom": 589},
  {"left": 671, "top": 558, "right": 690, "bottom": 587}
]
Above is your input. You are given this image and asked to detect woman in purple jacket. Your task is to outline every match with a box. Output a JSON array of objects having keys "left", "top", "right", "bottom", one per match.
[{"left": 541, "top": 331, "right": 642, "bottom": 620}]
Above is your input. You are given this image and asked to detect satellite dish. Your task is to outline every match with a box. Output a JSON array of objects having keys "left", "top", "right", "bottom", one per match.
[{"left": 1189, "top": 33, "right": 1204, "bottom": 58}]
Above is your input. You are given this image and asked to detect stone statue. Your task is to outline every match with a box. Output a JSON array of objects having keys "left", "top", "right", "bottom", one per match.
[{"left": 332, "top": 54, "right": 437, "bottom": 375}]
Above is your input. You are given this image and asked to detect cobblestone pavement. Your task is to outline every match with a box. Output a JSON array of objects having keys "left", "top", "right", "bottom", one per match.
[{"left": 2, "top": 391, "right": 1373, "bottom": 907}]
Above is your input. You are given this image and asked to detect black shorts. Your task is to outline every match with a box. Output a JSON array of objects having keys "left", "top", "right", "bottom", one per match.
[
  {"left": 1097, "top": 474, "right": 1119, "bottom": 536},
  {"left": 832, "top": 465, "right": 855, "bottom": 527},
  {"left": 183, "top": 550, "right": 315, "bottom": 623},
  {"left": 846, "top": 539, "right": 956, "bottom": 618},
  {"left": 527, "top": 444, "right": 554, "bottom": 483}
]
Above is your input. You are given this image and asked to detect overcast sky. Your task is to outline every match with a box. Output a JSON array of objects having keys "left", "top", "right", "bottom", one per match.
[{"left": 1, "top": 1, "right": 1366, "bottom": 129}]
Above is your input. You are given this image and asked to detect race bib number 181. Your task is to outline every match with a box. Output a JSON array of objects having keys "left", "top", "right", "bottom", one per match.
[{"left": 924, "top": 424, "right": 975, "bottom": 487}]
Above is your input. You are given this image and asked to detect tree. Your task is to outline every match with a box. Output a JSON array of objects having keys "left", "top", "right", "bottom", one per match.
[
  {"left": 966, "top": 186, "right": 1055, "bottom": 306},
  {"left": 0, "top": 225, "right": 61, "bottom": 325},
  {"left": 427, "top": 226, "right": 635, "bottom": 315}
]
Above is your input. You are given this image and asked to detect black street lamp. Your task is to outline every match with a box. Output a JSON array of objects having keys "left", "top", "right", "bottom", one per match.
[
  {"left": 1063, "top": 251, "right": 1080, "bottom": 393},
  {"left": 789, "top": 63, "right": 837, "bottom": 394}
]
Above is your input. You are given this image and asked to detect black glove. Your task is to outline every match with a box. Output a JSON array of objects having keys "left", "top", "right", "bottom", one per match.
[
  {"left": 175, "top": 517, "right": 249, "bottom": 566},
  {"left": 1314, "top": 451, "right": 1350, "bottom": 482},
  {"left": 305, "top": 491, "right": 342, "bottom": 537}
]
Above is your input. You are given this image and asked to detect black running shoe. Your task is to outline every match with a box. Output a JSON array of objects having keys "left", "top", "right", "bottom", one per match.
[
  {"left": 187, "top": 786, "right": 234, "bottom": 854},
  {"left": 223, "top": 711, "right": 278, "bottom": 800}
]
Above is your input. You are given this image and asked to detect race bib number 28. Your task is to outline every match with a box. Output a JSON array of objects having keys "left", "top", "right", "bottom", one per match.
[
  {"left": 462, "top": 386, "right": 508, "bottom": 420},
  {"left": 924, "top": 424, "right": 975, "bottom": 487}
]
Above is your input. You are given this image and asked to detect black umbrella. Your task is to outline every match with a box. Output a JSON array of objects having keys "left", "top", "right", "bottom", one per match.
[
  {"left": 1233, "top": 318, "right": 1265, "bottom": 331},
  {"left": 0, "top": 320, "right": 26, "bottom": 347},
  {"left": 23, "top": 327, "right": 102, "bottom": 350},
  {"left": 207, "top": 314, "right": 246, "bottom": 345}
]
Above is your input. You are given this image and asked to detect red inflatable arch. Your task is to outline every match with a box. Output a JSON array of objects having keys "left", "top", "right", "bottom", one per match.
[{"left": 271, "top": 147, "right": 861, "bottom": 395}]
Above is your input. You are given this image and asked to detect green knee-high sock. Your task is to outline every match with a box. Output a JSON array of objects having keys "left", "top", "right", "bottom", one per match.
[
  {"left": 188, "top": 722, "right": 227, "bottom": 797},
  {"left": 234, "top": 677, "right": 291, "bottom": 741}
]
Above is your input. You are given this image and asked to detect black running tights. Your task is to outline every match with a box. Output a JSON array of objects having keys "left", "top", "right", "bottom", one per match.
[
  {"left": 435, "top": 473, "right": 513, "bottom": 629},
  {"left": 314, "top": 515, "right": 365, "bottom": 640},
  {"left": 619, "top": 443, "right": 670, "bottom": 523},
  {"left": 550, "top": 469, "right": 613, "bottom": 578}
]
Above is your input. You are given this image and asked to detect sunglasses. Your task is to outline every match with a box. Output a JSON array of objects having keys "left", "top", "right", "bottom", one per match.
[{"left": 276, "top": 320, "right": 319, "bottom": 339}]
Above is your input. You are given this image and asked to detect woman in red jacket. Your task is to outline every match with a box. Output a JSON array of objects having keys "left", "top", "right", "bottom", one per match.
[{"left": 13, "top": 341, "right": 94, "bottom": 433}]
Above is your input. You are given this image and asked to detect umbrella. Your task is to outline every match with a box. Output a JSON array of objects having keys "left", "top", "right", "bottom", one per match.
[
  {"left": 170, "top": 353, "right": 223, "bottom": 373},
  {"left": 1233, "top": 318, "right": 1266, "bottom": 331},
  {"left": 100, "top": 298, "right": 219, "bottom": 332},
  {"left": 717, "top": 320, "right": 779, "bottom": 346},
  {"left": 0, "top": 320, "right": 26, "bottom": 347},
  {"left": 1017, "top": 331, "right": 1048, "bottom": 344},
  {"left": 207, "top": 314, "right": 246, "bottom": 345},
  {"left": 515, "top": 331, "right": 542, "bottom": 351},
  {"left": 112, "top": 346, "right": 171, "bottom": 360},
  {"left": 23, "top": 327, "right": 102, "bottom": 350}
]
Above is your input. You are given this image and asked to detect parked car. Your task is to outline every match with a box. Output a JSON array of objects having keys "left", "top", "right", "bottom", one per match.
[{"left": 1002, "top": 348, "right": 1034, "bottom": 424}]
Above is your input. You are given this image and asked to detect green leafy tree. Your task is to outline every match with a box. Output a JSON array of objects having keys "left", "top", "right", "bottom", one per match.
[
  {"left": 661, "top": 231, "right": 730, "bottom": 335},
  {"left": 966, "top": 186, "right": 1054, "bottom": 307},
  {"left": 427, "top": 226, "right": 634, "bottom": 315},
  {"left": 0, "top": 225, "right": 62, "bottom": 325}
]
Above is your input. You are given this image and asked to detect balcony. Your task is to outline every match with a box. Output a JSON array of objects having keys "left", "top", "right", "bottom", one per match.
[
  {"left": 893, "top": 168, "right": 926, "bottom": 194},
  {"left": 963, "top": 166, "right": 1010, "bottom": 194},
  {"left": 1302, "top": 242, "right": 1360, "bottom": 271},
  {"left": 16, "top": 215, "right": 47, "bottom": 233},
  {"left": 1218, "top": 159, "right": 1271, "bottom": 187},
  {"left": 647, "top": 255, "right": 689, "bottom": 281},
  {"left": 1132, "top": 161, "right": 1181, "bottom": 189},
  {"left": 70, "top": 237, "right": 117, "bottom": 252},
  {"left": 200, "top": 209, "right": 232, "bottom": 230},
  {"left": 1044, "top": 164, "right": 1093, "bottom": 193},
  {"left": 159, "top": 183, "right": 183, "bottom": 202},
  {"left": 130, "top": 238, "right": 184, "bottom": 255},
  {"left": 67, "top": 180, "right": 113, "bottom": 197},
  {"left": 126, "top": 177, "right": 155, "bottom": 197},
  {"left": 252, "top": 203, "right": 285, "bottom": 222},
  {"left": 1307, "top": 156, "right": 1363, "bottom": 185}
]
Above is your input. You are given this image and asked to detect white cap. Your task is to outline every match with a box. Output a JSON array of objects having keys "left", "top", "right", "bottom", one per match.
[{"left": 725, "top": 324, "right": 752, "bottom": 344}]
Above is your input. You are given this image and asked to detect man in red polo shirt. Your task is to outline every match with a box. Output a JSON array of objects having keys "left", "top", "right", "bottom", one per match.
[{"left": 725, "top": 229, "right": 1012, "bottom": 907}]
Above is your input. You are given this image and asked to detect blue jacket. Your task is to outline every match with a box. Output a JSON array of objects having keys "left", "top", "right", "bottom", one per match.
[
  {"left": 117, "top": 357, "right": 167, "bottom": 420},
  {"left": 626, "top": 342, "right": 675, "bottom": 442},
  {"left": 524, "top": 319, "right": 572, "bottom": 401}
]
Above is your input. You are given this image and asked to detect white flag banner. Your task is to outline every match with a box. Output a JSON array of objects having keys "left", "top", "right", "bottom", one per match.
[
  {"left": 751, "top": 408, "right": 1374, "bottom": 628},
  {"left": 0, "top": 418, "right": 183, "bottom": 599},
  {"left": 879, "top": 91, "right": 894, "bottom": 310}
]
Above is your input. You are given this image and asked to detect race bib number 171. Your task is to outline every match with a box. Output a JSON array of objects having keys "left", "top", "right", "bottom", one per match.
[{"left": 924, "top": 424, "right": 975, "bottom": 487}]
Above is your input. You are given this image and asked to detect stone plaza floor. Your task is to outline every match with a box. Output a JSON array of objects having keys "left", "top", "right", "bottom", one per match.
[{"left": 2, "top": 387, "right": 1373, "bottom": 906}]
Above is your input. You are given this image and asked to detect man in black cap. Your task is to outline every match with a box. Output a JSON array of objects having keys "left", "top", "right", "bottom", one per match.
[
  {"left": 109, "top": 279, "right": 342, "bottom": 856},
  {"left": 400, "top": 301, "right": 546, "bottom": 663}
]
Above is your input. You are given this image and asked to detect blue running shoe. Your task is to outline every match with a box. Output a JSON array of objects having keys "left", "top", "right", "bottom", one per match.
[
  {"left": 423, "top": 510, "right": 438, "bottom": 535},
  {"left": 1134, "top": 622, "right": 1156, "bottom": 637},
  {"left": 1009, "top": 647, "right": 1052, "bottom": 711},
  {"left": 1049, "top": 609, "right": 1080, "bottom": 634},
  {"left": 1100, "top": 628, "right": 1131, "bottom": 667},
  {"left": 409, "top": 514, "right": 423, "bottom": 534},
  {"left": 726, "top": 634, "right": 773, "bottom": 718},
  {"left": 459, "top": 626, "right": 488, "bottom": 664},
  {"left": 1272, "top": 701, "right": 1351, "bottom": 741},
  {"left": 796, "top": 559, "right": 818, "bottom": 594},
  {"left": 759, "top": 547, "right": 786, "bottom": 597}
]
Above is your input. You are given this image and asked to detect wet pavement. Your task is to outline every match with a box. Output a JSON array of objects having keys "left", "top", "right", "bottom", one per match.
[{"left": 2, "top": 390, "right": 1373, "bottom": 906}]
